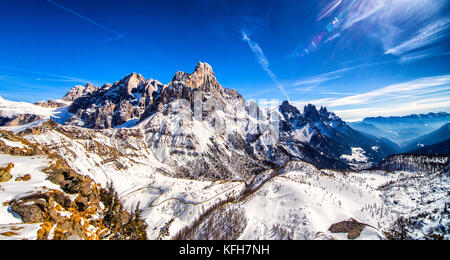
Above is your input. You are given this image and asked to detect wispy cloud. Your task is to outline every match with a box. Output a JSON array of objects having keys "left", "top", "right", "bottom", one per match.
[
  {"left": 47, "top": 0, "right": 126, "bottom": 42},
  {"left": 287, "top": 60, "right": 395, "bottom": 91},
  {"left": 346, "top": 0, "right": 450, "bottom": 61},
  {"left": 0, "top": 66, "right": 96, "bottom": 84},
  {"left": 302, "top": 0, "right": 450, "bottom": 62},
  {"left": 385, "top": 18, "right": 450, "bottom": 57},
  {"left": 241, "top": 31, "right": 290, "bottom": 101},
  {"left": 292, "top": 74, "right": 450, "bottom": 121}
]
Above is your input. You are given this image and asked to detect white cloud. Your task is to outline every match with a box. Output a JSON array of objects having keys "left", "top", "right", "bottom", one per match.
[{"left": 291, "top": 75, "right": 450, "bottom": 121}]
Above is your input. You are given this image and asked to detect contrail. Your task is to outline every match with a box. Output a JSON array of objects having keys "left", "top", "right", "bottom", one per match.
[
  {"left": 47, "top": 0, "right": 126, "bottom": 40},
  {"left": 242, "top": 31, "right": 290, "bottom": 101}
]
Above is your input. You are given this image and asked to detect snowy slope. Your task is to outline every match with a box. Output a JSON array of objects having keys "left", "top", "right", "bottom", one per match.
[
  {"left": 236, "top": 162, "right": 448, "bottom": 240},
  {"left": 0, "top": 96, "right": 73, "bottom": 126}
]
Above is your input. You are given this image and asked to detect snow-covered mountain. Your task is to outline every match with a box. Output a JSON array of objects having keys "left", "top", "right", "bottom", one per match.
[
  {"left": 278, "top": 102, "right": 400, "bottom": 169},
  {"left": 0, "top": 62, "right": 448, "bottom": 240}
]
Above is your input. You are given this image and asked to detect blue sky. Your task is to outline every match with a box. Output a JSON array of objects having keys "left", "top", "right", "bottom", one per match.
[{"left": 0, "top": 0, "right": 449, "bottom": 121}]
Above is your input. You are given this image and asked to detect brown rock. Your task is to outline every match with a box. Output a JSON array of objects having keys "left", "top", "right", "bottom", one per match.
[
  {"left": 11, "top": 199, "right": 48, "bottom": 223},
  {"left": 328, "top": 219, "right": 366, "bottom": 240},
  {"left": 15, "top": 174, "right": 31, "bottom": 182},
  {"left": 75, "top": 196, "right": 89, "bottom": 212}
]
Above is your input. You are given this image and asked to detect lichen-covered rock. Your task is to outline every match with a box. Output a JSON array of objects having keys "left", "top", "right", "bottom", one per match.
[{"left": 0, "top": 163, "right": 14, "bottom": 182}]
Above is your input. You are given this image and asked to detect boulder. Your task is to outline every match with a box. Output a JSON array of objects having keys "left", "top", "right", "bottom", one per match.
[
  {"left": 15, "top": 174, "right": 31, "bottom": 182},
  {"left": 328, "top": 219, "right": 366, "bottom": 240}
]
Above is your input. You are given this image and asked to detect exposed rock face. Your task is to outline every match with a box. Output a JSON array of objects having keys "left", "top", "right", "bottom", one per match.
[
  {"left": 0, "top": 113, "right": 43, "bottom": 127},
  {"left": 65, "top": 62, "right": 245, "bottom": 130},
  {"left": 62, "top": 83, "right": 98, "bottom": 102}
]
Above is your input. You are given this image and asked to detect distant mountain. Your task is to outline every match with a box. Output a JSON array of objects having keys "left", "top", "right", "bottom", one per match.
[
  {"left": 409, "top": 139, "right": 450, "bottom": 156},
  {"left": 349, "top": 112, "right": 450, "bottom": 145},
  {"left": 403, "top": 123, "right": 450, "bottom": 152},
  {"left": 280, "top": 102, "right": 400, "bottom": 169}
]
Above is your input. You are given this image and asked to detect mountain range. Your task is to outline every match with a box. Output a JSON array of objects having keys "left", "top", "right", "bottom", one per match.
[
  {"left": 0, "top": 62, "right": 406, "bottom": 172},
  {"left": 0, "top": 62, "right": 448, "bottom": 240},
  {"left": 349, "top": 112, "right": 450, "bottom": 145}
]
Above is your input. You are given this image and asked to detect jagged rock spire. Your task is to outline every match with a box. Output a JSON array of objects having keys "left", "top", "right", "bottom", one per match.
[
  {"left": 169, "top": 61, "right": 223, "bottom": 95},
  {"left": 117, "top": 72, "right": 147, "bottom": 95}
]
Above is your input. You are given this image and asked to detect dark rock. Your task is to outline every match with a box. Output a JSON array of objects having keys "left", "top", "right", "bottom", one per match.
[{"left": 328, "top": 219, "right": 366, "bottom": 239}]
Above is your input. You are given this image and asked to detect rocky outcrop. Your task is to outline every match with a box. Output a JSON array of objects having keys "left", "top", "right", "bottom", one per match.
[
  {"left": 34, "top": 100, "right": 67, "bottom": 108},
  {"left": 0, "top": 130, "right": 44, "bottom": 156},
  {"left": 5, "top": 153, "right": 139, "bottom": 240},
  {"left": 66, "top": 62, "right": 244, "bottom": 130}
]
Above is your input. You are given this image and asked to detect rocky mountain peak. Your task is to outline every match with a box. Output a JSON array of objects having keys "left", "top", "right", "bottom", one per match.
[
  {"left": 193, "top": 61, "right": 215, "bottom": 77},
  {"left": 169, "top": 62, "right": 222, "bottom": 95},
  {"left": 62, "top": 83, "right": 98, "bottom": 102},
  {"left": 303, "top": 104, "right": 321, "bottom": 122},
  {"left": 280, "top": 101, "right": 301, "bottom": 118},
  {"left": 319, "top": 106, "right": 328, "bottom": 115}
]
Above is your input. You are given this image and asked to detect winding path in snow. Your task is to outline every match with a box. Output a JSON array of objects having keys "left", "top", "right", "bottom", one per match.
[{"left": 119, "top": 180, "right": 246, "bottom": 208}]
